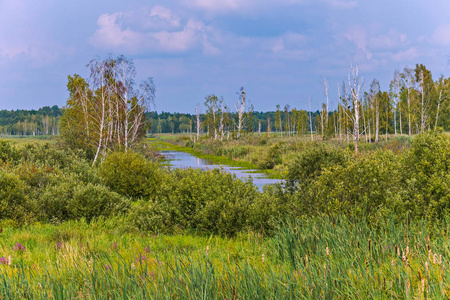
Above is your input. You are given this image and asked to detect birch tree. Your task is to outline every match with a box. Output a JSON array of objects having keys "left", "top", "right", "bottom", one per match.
[
  {"left": 389, "top": 70, "right": 401, "bottom": 135},
  {"left": 235, "top": 87, "right": 246, "bottom": 140},
  {"left": 60, "top": 55, "right": 155, "bottom": 165},
  {"left": 195, "top": 104, "right": 201, "bottom": 141},
  {"left": 348, "top": 65, "right": 364, "bottom": 153},
  {"left": 401, "top": 67, "right": 415, "bottom": 136}
]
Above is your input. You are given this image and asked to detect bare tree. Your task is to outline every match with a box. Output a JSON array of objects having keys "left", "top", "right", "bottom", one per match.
[
  {"left": 368, "top": 79, "right": 380, "bottom": 143},
  {"left": 323, "top": 78, "right": 329, "bottom": 136},
  {"left": 348, "top": 65, "right": 365, "bottom": 153},
  {"left": 218, "top": 96, "right": 225, "bottom": 141},
  {"left": 235, "top": 87, "right": 246, "bottom": 140},
  {"left": 401, "top": 67, "right": 414, "bottom": 136},
  {"left": 195, "top": 104, "right": 201, "bottom": 141},
  {"left": 308, "top": 97, "right": 313, "bottom": 141},
  {"left": 390, "top": 70, "right": 401, "bottom": 136}
]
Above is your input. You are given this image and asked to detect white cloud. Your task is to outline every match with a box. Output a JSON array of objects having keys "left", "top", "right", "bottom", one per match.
[
  {"left": 390, "top": 47, "right": 419, "bottom": 62},
  {"left": 182, "top": 0, "right": 354, "bottom": 13},
  {"left": 343, "top": 26, "right": 372, "bottom": 59},
  {"left": 184, "top": 0, "right": 248, "bottom": 11},
  {"left": 431, "top": 24, "right": 450, "bottom": 45},
  {"left": 369, "top": 29, "right": 407, "bottom": 50},
  {"left": 271, "top": 32, "right": 308, "bottom": 60},
  {"left": 322, "top": 0, "right": 357, "bottom": 9},
  {"left": 90, "top": 8, "right": 216, "bottom": 54}
]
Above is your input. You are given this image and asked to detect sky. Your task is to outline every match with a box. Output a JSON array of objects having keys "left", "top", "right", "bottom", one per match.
[{"left": 1, "top": 0, "right": 450, "bottom": 113}]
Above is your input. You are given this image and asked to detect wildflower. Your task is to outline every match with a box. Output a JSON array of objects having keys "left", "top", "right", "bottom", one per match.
[
  {"left": 131, "top": 263, "right": 136, "bottom": 270},
  {"left": 12, "top": 243, "right": 25, "bottom": 252},
  {"left": 387, "top": 245, "right": 391, "bottom": 250},
  {"left": 144, "top": 246, "right": 151, "bottom": 253},
  {"left": 136, "top": 254, "right": 147, "bottom": 262},
  {"left": 111, "top": 243, "right": 118, "bottom": 250},
  {"left": 56, "top": 242, "right": 62, "bottom": 250},
  {"left": 105, "top": 264, "right": 111, "bottom": 271},
  {"left": 0, "top": 257, "right": 9, "bottom": 265}
]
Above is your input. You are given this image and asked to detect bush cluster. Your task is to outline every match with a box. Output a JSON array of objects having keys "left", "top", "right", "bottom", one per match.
[{"left": 0, "top": 132, "right": 449, "bottom": 236}]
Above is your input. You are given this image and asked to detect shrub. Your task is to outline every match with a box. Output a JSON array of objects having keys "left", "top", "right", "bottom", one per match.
[
  {"left": 39, "top": 175, "right": 129, "bottom": 223},
  {"left": 255, "top": 142, "right": 283, "bottom": 169},
  {"left": 0, "top": 171, "right": 27, "bottom": 224},
  {"left": 308, "top": 150, "right": 398, "bottom": 218},
  {"left": 99, "top": 152, "right": 161, "bottom": 199},
  {"left": 129, "top": 168, "right": 258, "bottom": 236},
  {"left": 285, "top": 143, "right": 348, "bottom": 191},
  {"left": 0, "top": 139, "right": 20, "bottom": 163},
  {"left": 394, "top": 132, "right": 450, "bottom": 220}
]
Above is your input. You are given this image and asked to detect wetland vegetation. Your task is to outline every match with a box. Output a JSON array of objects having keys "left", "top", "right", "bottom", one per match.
[{"left": 0, "top": 56, "right": 450, "bottom": 298}]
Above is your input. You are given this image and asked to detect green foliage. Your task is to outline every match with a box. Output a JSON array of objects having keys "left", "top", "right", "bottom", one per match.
[
  {"left": 285, "top": 143, "right": 348, "bottom": 191},
  {"left": 128, "top": 168, "right": 258, "bottom": 236},
  {"left": 254, "top": 142, "right": 283, "bottom": 169},
  {"left": 0, "top": 171, "right": 26, "bottom": 222},
  {"left": 99, "top": 152, "right": 161, "bottom": 199},
  {"left": 309, "top": 151, "right": 398, "bottom": 218},
  {"left": 0, "top": 139, "right": 20, "bottom": 162},
  {"left": 38, "top": 176, "right": 129, "bottom": 223},
  {"left": 393, "top": 132, "right": 450, "bottom": 220}
]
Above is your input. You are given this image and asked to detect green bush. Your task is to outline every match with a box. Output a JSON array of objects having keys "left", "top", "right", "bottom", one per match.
[
  {"left": 0, "top": 171, "right": 27, "bottom": 221},
  {"left": 393, "top": 132, "right": 450, "bottom": 220},
  {"left": 99, "top": 152, "right": 161, "bottom": 199},
  {"left": 0, "top": 139, "right": 20, "bottom": 163},
  {"left": 285, "top": 143, "right": 348, "bottom": 191},
  {"left": 129, "top": 168, "right": 258, "bottom": 236},
  {"left": 39, "top": 175, "right": 129, "bottom": 222},
  {"left": 308, "top": 150, "right": 398, "bottom": 218},
  {"left": 255, "top": 142, "right": 283, "bottom": 169}
]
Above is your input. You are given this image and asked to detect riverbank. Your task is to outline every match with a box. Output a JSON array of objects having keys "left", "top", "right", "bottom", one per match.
[{"left": 147, "top": 137, "right": 283, "bottom": 179}]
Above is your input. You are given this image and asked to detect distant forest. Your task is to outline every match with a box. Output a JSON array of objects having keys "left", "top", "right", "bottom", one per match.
[{"left": 0, "top": 106, "right": 322, "bottom": 136}]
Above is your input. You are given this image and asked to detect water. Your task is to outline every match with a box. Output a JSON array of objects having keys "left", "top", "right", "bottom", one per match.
[{"left": 161, "top": 150, "right": 283, "bottom": 191}]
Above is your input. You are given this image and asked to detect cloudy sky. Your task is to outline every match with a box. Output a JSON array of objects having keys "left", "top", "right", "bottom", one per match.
[{"left": 1, "top": 0, "right": 450, "bottom": 113}]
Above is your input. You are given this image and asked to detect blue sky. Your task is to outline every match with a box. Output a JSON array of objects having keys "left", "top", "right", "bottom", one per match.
[{"left": 1, "top": 0, "right": 450, "bottom": 113}]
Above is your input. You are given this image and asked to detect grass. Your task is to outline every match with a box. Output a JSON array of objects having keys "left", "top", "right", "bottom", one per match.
[
  {"left": 2, "top": 135, "right": 58, "bottom": 147},
  {"left": 149, "top": 138, "right": 263, "bottom": 170},
  {"left": 150, "top": 133, "right": 414, "bottom": 180},
  {"left": 0, "top": 216, "right": 449, "bottom": 298}
]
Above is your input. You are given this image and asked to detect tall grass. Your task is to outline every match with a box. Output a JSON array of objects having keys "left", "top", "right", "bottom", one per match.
[{"left": 0, "top": 216, "right": 449, "bottom": 298}]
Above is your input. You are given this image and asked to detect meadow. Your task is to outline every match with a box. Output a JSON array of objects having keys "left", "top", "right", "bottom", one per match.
[{"left": 0, "top": 132, "right": 449, "bottom": 298}]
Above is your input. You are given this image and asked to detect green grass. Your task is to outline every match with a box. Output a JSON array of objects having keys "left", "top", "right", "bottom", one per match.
[
  {"left": 150, "top": 139, "right": 262, "bottom": 169},
  {"left": 0, "top": 216, "right": 449, "bottom": 298}
]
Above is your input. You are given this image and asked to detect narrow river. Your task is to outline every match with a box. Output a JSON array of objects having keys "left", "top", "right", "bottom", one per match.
[{"left": 161, "top": 150, "right": 283, "bottom": 191}]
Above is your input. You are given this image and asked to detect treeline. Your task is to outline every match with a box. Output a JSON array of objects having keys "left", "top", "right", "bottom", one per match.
[
  {"left": 146, "top": 110, "right": 320, "bottom": 135},
  {"left": 0, "top": 105, "right": 61, "bottom": 136},
  {"left": 317, "top": 64, "right": 450, "bottom": 144},
  {"left": 3, "top": 62, "right": 450, "bottom": 138}
]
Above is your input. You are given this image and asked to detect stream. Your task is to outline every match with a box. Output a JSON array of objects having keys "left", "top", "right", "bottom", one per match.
[{"left": 161, "top": 150, "right": 283, "bottom": 191}]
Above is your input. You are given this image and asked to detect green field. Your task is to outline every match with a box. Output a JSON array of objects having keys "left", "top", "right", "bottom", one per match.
[{"left": 0, "top": 132, "right": 449, "bottom": 298}]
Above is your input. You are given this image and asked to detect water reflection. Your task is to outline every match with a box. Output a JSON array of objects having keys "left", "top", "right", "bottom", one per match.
[{"left": 161, "top": 150, "right": 282, "bottom": 191}]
